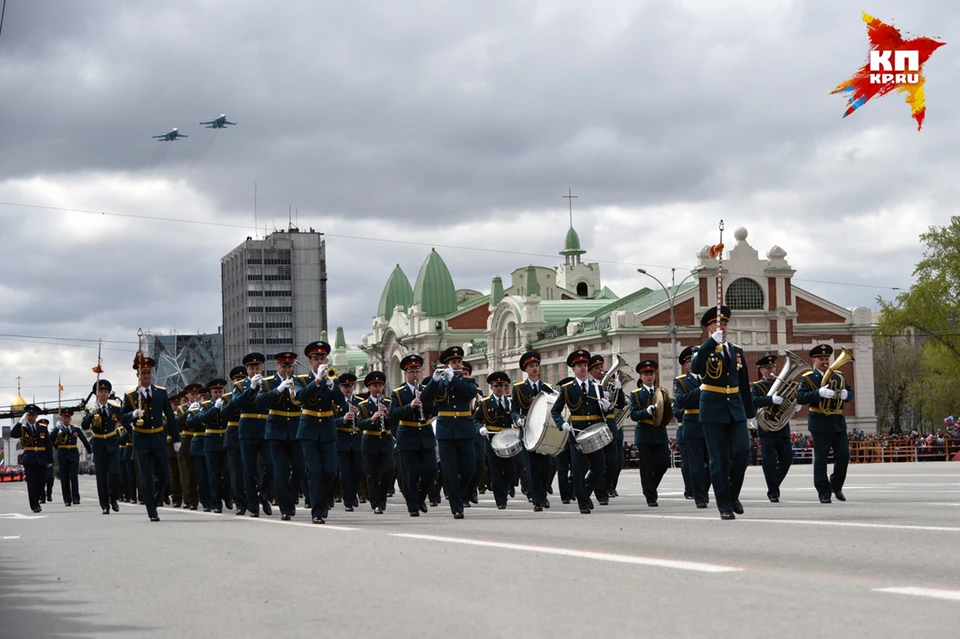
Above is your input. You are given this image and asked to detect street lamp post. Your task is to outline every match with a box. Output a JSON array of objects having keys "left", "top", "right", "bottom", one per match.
[{"left": 638, "top": 267, "right": 703, "bottom": 367}]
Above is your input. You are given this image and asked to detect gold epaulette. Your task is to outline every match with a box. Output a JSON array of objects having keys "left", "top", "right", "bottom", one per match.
[
  {"left": 482, "top": 395, "right": 492, "bottom": 402},
  {"left": 156, "top": 386, "right": 166, "bottom": 390},
  {"left": 263, "top": 375, "right": 276, "bottom": 382},
  {"left": 127, "top": 387, "right": 138, "bottom": 394},
  {"left": 394, "top": 386, "right": 406, "bottom": 392},
  {"left": 675, "top": 375, "right": 686, "bottom": 380},
  {"left": 560, "top": 380, "right": 574, "bottom": 388},
  {"left": 730, "top": 344, "right": 740, "bottom": 349},
  {"left": 296, "top": 373, "right": 309, "bottom": 381},
  {"left": 513, "top": 381, "right": 524, "bottom": 386},
  {"left": 801, "top": 371, "right": 815, "bottom": 377},
  {"left": 631, "top": 387, "right": 644, "bottom": 394}
]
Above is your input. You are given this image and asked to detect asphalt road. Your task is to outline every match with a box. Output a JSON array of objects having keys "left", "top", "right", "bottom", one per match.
[{"left": 1, "top": 462, "right": 958, "bottom": 638}]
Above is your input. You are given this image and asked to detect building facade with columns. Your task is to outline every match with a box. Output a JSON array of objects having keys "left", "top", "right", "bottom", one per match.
[{"left": 362, "top": 225, "right": 878, "bottom": 433}]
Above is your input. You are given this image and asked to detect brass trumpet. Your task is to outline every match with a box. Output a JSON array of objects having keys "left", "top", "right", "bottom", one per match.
[{"left": 325, "top": 366, "right": 339, "bottom": 380}]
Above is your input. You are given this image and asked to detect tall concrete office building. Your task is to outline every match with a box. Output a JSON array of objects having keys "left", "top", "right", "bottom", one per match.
[{"left": 221, "top": 226, "right": 328, "bottom": 376}]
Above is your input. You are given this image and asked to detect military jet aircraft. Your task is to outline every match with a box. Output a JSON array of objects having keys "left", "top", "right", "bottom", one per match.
[
  {"left": 152, "top": 128, "right": 189, "bottom": 141},
  {"left": 199, "top": 114, "right": 237, "bottom": 129}
]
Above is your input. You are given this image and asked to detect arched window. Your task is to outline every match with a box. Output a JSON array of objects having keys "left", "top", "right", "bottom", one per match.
[
  {"left": 506, "top": 321, "right": 517, "bottom": 348},
  {"left": 576, "top": 282, "right": 588, "bottom": 297},
  {"left": 725, "top": 277, "right": 764, "bottom": 310}
]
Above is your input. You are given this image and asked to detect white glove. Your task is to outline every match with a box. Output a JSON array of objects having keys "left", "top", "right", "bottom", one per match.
[
  {"left": 444, "top": 366, "right": 455, "bottom": 381},
  {"left": 840, "top": 389, "right": 849, "bottom": 400},
  {"left": 325, "top": 378, "right": 334, "bottom": 390},
  {"left": 561, "top": 422, "right": 573, "bottom": 433},
  {"left": 173, "top": 442, "right": 181, "bottom": 453},
  {"left": 614, "top": 377, "right": 622, "bottom": 390},
  {"left": 133, "top": 409, "right": 144, "bottom": 418},
  {"left": 646, "top": 405, "right": 656, "bottom": 415},
  {"left": 772, "top": 395, "right": 784, "bottom": 406},
  {"left": 600, "top": 398, "right": 611, "bottom": 412},
  {"left": 711, "top": 330, "right": 724, "bottom": 344},
  {"left": 278, "top": 378, "right": 294, "bottom": 392},
  {"left": 251, "top": 374, "right": 263, "bottom": 389},
  {"left": 56, "top": 421, "right": 64, "bottom": 428},
  {"left": 794, "top": 405, "right": 802, "bottom": 413},
  {"left": 479, "top": 426, "right": 489, "bottom": 436},
  {"left": 316, "top": 365, "right": 327, "bottom": 379},
  {"left": 432, "top": 368, "right": 443, "bottom": 382},
  {"left": 818, "top": 388, "right": 835, "bottom": 399},
  {"left": 215, "top": 398, "right": 223, "bottom": 409},
  {"left": 517, "top": 417, "right": 525, "bottom": 428},
  {"left": 189, "top": 402, "right": 201, "bottom": 412},
  {"left": 18, "top": 413, "right": 28, "bottom": 424}
]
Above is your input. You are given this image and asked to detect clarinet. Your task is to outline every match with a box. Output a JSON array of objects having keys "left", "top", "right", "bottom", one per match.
[
  {"left": 377, "top": 397, "right": 387, "bottom": 434},
  {"left": 416, "top": 385, "right": 426, "bottom": 422}
]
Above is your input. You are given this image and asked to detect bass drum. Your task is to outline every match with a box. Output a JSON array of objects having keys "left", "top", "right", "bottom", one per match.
[{"left": 522, "top": 391, "right": 569, "bottom": 456}]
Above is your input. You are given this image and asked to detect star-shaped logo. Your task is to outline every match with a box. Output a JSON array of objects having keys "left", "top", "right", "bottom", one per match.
[{"left": 831, "top": 12, "right": 945, "bottom": 130}]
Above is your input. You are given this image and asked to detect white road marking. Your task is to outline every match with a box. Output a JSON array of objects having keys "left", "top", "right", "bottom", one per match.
[
  {"left": 925, "top": 503, "right": 960, "bottom": 507},
  {"left": 2, "top": 535, "right": 20, "bottom": 540},
  {"left": 873, "top": 587, "right": 960, "bottom": 601},
  {"left": 628, "top": 514, "right": 960, "bottom": 533},
  {"left": 391, "top": 533, "right": 743, "bottom": 573},
  {"left": 156, "top": 505, "right": 359, "bottom": 530},
  {"left": 0, "top": 513, "right": 46, "bottom": 520}
]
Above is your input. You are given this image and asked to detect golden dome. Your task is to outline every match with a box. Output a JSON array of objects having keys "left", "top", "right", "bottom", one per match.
[{"left": 11, "top": 378, "right": 26, "bottom": 412}]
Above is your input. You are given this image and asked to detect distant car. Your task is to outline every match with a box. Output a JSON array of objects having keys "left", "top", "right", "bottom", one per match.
[{"left": 0, "top": 465, "right": 25, "bottom": 482}]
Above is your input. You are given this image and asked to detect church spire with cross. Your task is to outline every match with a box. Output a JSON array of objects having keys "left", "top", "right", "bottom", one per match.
[{"left": 560, "top": 188, "right": 586, "bottom": 265}]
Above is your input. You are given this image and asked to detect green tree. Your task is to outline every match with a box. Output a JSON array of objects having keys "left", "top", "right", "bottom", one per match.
[
  {"left": 879, "top": 217, "right": 960, "bottom": 363},
  {"left": 878, "top": 217, "right": 960, "bottom": 432}
]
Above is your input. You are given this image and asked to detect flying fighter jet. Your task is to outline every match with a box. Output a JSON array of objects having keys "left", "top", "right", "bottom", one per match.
[
  {"left": 199, "top": 114, "right": 236, "bottom": 129},
  {"left": 152, "top": 128, "right": 189, "bottom": 141}
]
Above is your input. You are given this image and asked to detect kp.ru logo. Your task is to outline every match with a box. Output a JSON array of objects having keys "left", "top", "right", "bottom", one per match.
[
  {"left": 831, "top": 12, "right": 945, "bottom": 130},
  {"left": 868, "top": 50, "right": 919, "bottom": 85}
]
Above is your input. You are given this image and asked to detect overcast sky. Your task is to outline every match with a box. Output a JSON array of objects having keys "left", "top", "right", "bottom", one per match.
[{"left": 0, "top": 0, "right": 956, "bottom": 404}]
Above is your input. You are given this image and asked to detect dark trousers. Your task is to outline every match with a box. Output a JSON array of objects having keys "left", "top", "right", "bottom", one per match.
[
  {"left": 464, "top": 436, "right": 484, "bottom": 501},
  {"left": 524, "top": 449, "right": 553, "bottom": 507},
  {"left": 240, "top": 438, "right": 274, "bottom": 515},
  {"left": 125, "top": 460, "right": 139, "bottom": 501},
  {"left": 167, "top": 446, "right": 182, "bottom": 504},
  {"left": 438, "top": 439, "right": 475, "bottom": 515},
  {"left": 812, "top": 430, "right": 849, "bottom": 499},
  {"left": 638, "top": 443, "right": 670, "bottom": 503},
  {"left": 483, "top": 438, "right": 518, "bottom": 507},
  {"left": 399, "top": 447, "right": 438, "bottom": 513},
  {"left": 59, "top": 457, "right": 81, "bottom": 504},
  {"left": 24, "top": 464, "right": 44, "bottom": 510},
  {"left": 595, "top": 430, "right": 618, "bottom": 501},
  {"left": 137, "top": 448, "right": 169, "bottom": 519},
  {"left": 760, "top": 436, "right": 794, "bottom": 499},
  {"left": 702, "top": 420, "right": 749, "bottom": 514},
  {"left": 337, "top": 449, "right": 364, "bottom": 508},
  {"left": 363, "top": 449, "right": 395, "bottom": 509},
  {"left": 557, "top": 448, "right": 573, "bottom": 501},
  {"left": 45, "top": 465, "right": 54, "bottom": 499},
  {"left": 178, "top": 442, "right": 197, "bottom": 507},
  {"left": 93, "top": 450, "right": 120, "bottom": 509},
  {"left": 227, "top": 448, "right": 246, "bottom": 511},
  {"left": 608, "top": 430, "right": 625, "bottom": 491},
  {"left": 270, "top": 439, "right": 305, "bottom": 517},
  {"left": 677, "top": 440, "right": 693, "bottom": 497},
  {"left": 685, "top": 436, "right": 712, "bottom": 505},
  {"left": 570, "top": 445, "right": 606, "bottom": 510},
  {"left": 206, "top": 451, "right": 226, "bottom": 510},
  {"left": 301, "top": 438, "right": 338, "bottom": 519},
  {"left": 193, "top": 454, "right": 211, "bottom": 510}
]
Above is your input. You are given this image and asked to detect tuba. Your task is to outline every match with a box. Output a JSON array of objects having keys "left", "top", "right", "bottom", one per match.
[
  {"left": 756, "top": 350, "right": 811, "bottom": 432},
  {"left": 600, "top": 354, "right": 635, "bottom": 429},
  {"left": 820, "top": 348, "right": 855, "bottom": 414}
]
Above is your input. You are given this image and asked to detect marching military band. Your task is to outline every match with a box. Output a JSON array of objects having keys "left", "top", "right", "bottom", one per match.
[{"left": 11, "top": 306, "right": 858, "bottom": 522}]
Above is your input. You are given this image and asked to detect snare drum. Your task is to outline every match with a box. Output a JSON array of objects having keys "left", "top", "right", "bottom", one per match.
[
  {"left": 490, "top": 429, "right": 522, "bottom": 458},
  {"left": 575, "top": 422, "right": 613, "bottom": 454},
  {"left": 522, "top": 391, "right": 569, "bottom": 456}
]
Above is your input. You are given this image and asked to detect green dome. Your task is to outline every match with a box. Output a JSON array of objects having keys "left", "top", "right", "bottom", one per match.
[
  {"left": 378, "top": 264, "right": 414, "bottom": 321},
  {"left": 413, "top": 249, "right": 458, "bottom": 317},
  {"left": 561, "top": 226, "right": 585, "bottom": 256}
]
